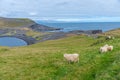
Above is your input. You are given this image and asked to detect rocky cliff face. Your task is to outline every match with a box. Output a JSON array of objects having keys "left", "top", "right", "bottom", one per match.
[{"left": 69, "top": 30, "right": 102, "bottom": 34}]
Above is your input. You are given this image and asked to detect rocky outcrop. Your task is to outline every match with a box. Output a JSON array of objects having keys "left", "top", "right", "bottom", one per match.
[
  {"left": 85, "top": 30, "right": 102, "bottom": 34},
  {"left": 68, "top": 30, "right": 102, "bottom": 35},
  {"left": 29, "top": 24, "right": 61, "bottom": 32}
]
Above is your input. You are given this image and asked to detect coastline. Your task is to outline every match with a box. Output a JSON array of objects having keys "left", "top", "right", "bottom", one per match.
[{"left": 0, "top": 17, "right": 113, "bottom": 46}]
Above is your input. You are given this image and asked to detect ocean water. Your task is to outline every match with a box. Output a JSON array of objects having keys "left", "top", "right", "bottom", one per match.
[
  {"left": 0, "top": 37, "right": 27, "bottom": 47},
  {"left": 36, "top": 21, "right": 120, "bottom": 32}
]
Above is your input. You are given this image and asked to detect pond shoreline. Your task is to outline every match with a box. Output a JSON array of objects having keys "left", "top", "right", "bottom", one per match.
[{"left": 0, "top": 35, "right": 36, "bottom": 45}]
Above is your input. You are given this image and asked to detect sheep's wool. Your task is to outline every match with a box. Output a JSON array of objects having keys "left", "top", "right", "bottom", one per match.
[{"left": 64, "top": 54, "right": 79, "bottom": 63}]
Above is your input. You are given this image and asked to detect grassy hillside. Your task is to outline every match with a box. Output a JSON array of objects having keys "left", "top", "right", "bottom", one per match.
[
  {"left": 0, "top": 17, "right": 35, "bottom": 28},
  {"left": 0, "top": 30, "right": 120, "bottom": 80}
]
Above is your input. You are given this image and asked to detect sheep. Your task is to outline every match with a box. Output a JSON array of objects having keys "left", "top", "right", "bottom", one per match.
[
  {"left": 64, "top": 53, "right": 79, "bottom": 63},
  {"left": 100, "top": 46, "right": 108, "bottom": 53},
  {"left": 100, "top": 44, "right": 109, "bottom": 53},
  {"left": 100, "top": 44, "right": 113, "bottom": 53}
]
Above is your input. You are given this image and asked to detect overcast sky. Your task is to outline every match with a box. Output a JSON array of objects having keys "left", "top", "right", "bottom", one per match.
[{"left": 0, "top": 0, "right": 120, "bottom": 21}]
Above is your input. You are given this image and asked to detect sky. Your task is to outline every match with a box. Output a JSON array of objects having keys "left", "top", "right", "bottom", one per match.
[{"left": 0, "top": 0, "right": 120, "bottom": 21}]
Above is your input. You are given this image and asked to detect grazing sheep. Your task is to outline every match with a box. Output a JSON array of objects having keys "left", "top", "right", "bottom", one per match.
[
  {"left": 100, "top": 44, "right": 113, "bottom": 53},
  {"left": 64, "top": 53, "right": 79, "bottom": 63},
  {"left": 100, "top": 46, "right": 108, "bottom": 53}
]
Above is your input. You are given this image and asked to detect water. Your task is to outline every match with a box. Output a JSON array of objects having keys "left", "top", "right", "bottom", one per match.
[
  {"left": 36, "top": 21, "right": 120, "bottom": 32},
  {"left": 0, "top": 37, "right": 27, "bottom": 47}
]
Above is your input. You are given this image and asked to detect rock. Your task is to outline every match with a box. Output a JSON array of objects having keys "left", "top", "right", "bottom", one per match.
[
  {"left": 85, "top": 30, "right": 102, "bottom": 34},
  {"left": 68, "top": 30, "right": 85, "bottom": 34},
  {"left": 68, "top": 30, "right": 102, "bottom": 35},
  {"left": 29, "top": 24, "right": 61, "bottom": 32}
]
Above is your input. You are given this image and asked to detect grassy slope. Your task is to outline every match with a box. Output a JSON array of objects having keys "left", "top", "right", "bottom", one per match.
[
  {"left": 0, "top": 32, "right": 120, "bottom": 80},
  {"left": 0, "top": 17, "right": 34, "bottom": 28}
]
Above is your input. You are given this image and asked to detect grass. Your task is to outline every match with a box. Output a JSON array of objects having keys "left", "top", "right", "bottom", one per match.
[
  {"left": 26, "top": 30, "right": 53, "bottom": 40},
  {"left": 0, "top": 18, "right": 34, "bottom": 28},
  {"left": 0, "top": 31, "right": 120, "bottom": 80}
]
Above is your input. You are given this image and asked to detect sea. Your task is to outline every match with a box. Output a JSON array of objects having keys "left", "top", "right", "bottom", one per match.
[{"left": 36, "top": 21, "right": 120, "bottom": 32}]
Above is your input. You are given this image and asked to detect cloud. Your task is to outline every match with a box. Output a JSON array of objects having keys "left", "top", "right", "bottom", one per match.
[
  {"left": 29, "top": 12, "right": 38, "bottom": 16},
  {"left": 55, "top": 1, "right": 69, "bottom": 6},
  {"left": 41, "top": 17, "right": 120, "bottom": 22},
  {"left": 0, "top": 0, "right": 120, "bottom": 21}
]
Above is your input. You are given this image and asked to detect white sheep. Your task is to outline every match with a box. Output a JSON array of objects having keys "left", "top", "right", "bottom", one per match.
[
  {"left": 100, "top": 46, "right": 108, "bottom": 53},
  {"left": 64, "top": 53, "right": 79, "bottom": 63},
  {"left": 100, "top": 44, "right": 113, "bottom": 53}
]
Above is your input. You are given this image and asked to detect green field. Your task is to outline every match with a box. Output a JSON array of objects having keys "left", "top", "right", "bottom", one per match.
[{"left": 0, "top": 30, "right": 120, "bottom": 80}]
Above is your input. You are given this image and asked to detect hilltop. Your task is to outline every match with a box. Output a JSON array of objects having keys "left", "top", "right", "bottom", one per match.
[
  {"left": 0, "top": 17, "right": 60, "bottom": 31},
  {"left": 0, "top": 17, "right": 34, "bottom": 27}
]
